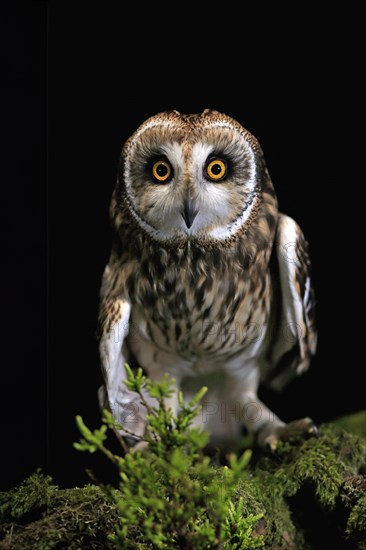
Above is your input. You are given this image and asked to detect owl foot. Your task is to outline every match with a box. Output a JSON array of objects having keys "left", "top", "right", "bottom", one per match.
[
  {"left": 258, "top": 417, "right": 318, "bottom": 452},
  {"left": 130, "top": 439, "right": 149, "bottom": 453},
  {"left": 122, "top": 436, "right": 149, "bottom": 454}
]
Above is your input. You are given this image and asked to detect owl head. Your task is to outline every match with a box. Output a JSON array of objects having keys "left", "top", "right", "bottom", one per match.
[{"left": 115, "top": 110, "right": 277, "bottom": 246}]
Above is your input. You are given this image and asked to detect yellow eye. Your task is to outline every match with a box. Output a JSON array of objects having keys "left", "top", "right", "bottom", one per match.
[
  {"left": 206, "top": 158, "right": 227, "bottom": 182},
  {"left": 152, "top": 160, "right": 172, "bottom": 183}
]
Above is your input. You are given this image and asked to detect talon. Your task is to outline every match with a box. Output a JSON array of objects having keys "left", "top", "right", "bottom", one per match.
[
  {"left": 258, "top": 417, "right": 318, "bottom": 449},
  {"left": 309, "top": 424, "right": 320, "bottom": 438},
  {"left": 264, "top": 436, "right": 278, "bottom": 453},
  {"left": 304, "top": 418, "right": 319, "bottom": 437},
  {"left": 264, "top": 439, "right": 282, "bottom": 462},
  {"left": 269, "top": 441, "right": 278, "bottom": 453},
  {"left": 131, "top": 440, "right": 149, "bottom": 454},
  {"left": 269, "top": 440, "right": 278, "bottom": 452}
]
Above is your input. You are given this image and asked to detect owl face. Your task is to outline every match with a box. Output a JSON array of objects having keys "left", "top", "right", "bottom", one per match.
[{"left": 120, "top": 110, "right": 272, "bottom": 243}]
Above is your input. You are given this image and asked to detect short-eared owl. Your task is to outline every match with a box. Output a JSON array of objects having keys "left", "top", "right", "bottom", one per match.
[{"left": 98, "top": 110, "right": 317, "bottom": 450}]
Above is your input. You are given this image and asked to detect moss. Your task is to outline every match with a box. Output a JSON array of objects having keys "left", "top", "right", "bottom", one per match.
[
  {"left": 341, "top": 474, "right": 366, "bottom": 548},
  {"left": 0, "top": 471, "right": 118, "bottom": 549},
  {"left": 0, "top": 470, "right": 57, "bottom": 522},
  {"left": 1, "top": 414, "right": 366, "bottom": 549},
  {"left": 234, "top": 470, "right": 303, "bottom": 549},
  {"left": 347, "top": 492, "right": 366, "bottom": 549},
  {"left": 270, "top": 424, "right": 366, "bottom": 507},
  {"left": 234, "top": 421, "right": 366, "bottom": 549}
]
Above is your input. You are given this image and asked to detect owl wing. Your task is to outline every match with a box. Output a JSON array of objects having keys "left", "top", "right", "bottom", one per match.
[
  {"left": 98, "top": 261, "right": 131, "bottom": 420},
  {"left": 98, "top": 259, "right": 148, "bottom": 440},
  {"left": 266, "top": 214, "right": 317, "bottom": 390}
]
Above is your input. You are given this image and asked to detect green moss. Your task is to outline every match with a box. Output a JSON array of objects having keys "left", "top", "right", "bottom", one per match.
[
  {"left": 1, "top": 390, "right": 365, "bottom": 549},
  {"left": 341, "top": 474, "right": 366, "bottom": 548},
  {"left": 0, "top": 469, "right": 57, "bottom": 521},
  {"left": 347, "top": 492, "right": 366, "bottom": 548},
  {"left": 72, "top": 371, "right": 366, "bottom": 549},
  {"left": 0, "top": 472, "right": 118, "bottom": 549},
  {"left": 268, "top": 425, "right": 366, "bottom": 507},
  {"left": 229, "top": 421, "right": 366, "bottom": 549},
  {"left": 234, "top": 470, "right": 302, "bottom": 549}
]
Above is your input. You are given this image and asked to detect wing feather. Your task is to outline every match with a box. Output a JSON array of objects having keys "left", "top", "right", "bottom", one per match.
[{"left": 267, "top": 214, "right": 317, "bottom": 390}]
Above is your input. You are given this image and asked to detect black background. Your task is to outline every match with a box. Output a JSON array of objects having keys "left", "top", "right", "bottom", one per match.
[{"left": 1, "top": 3, "right": 363, "bottom": 489}]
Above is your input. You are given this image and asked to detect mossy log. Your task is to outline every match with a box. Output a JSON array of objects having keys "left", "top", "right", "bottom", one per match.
[{"left": 1, "top": 417, "right": 365, "bottom": 549}]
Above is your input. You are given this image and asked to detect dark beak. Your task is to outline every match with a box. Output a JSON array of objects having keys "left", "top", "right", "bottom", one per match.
[{"left": 181, "top": 196, "right": 198, "bottom": 229}]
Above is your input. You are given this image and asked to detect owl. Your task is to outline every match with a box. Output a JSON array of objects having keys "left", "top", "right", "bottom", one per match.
[{"left": 98, "top": 109, "right": 317, "bottom": 451}]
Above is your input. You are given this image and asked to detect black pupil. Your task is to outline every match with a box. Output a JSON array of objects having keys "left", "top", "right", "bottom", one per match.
[
  {"left": 157, "top": 163, "right": 168, "bottom": 177},
  {"left": 211, "top": 163, "right": 222, "bottom": 175}
]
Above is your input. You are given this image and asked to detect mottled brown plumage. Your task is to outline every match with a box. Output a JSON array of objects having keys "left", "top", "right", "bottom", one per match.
[{"left": 98, "top": 110, "right": 317, "bottom": 449}]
